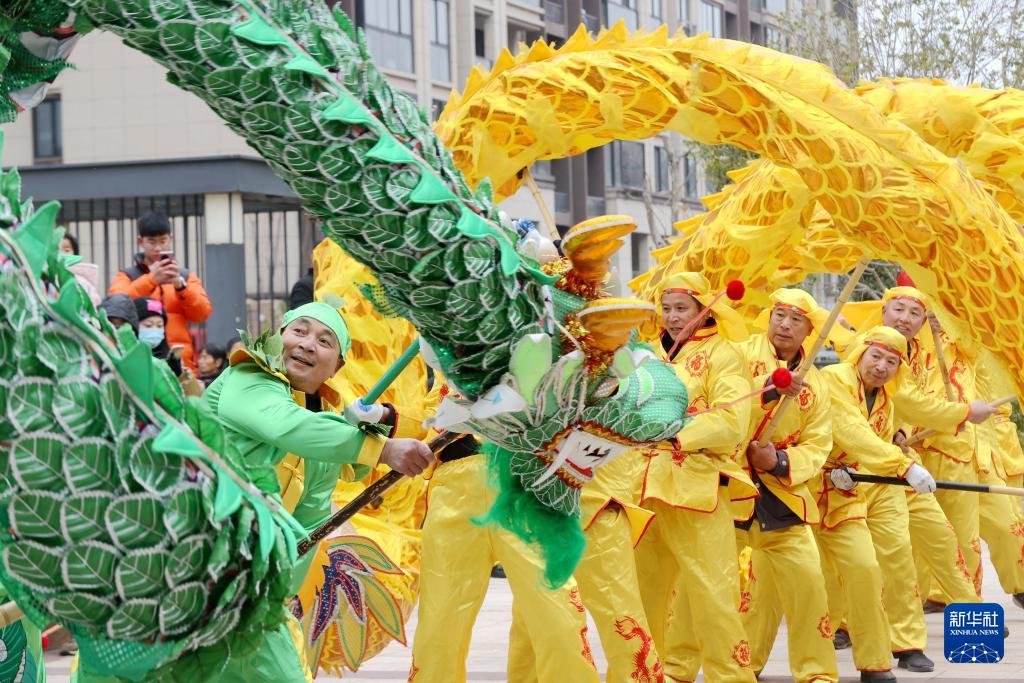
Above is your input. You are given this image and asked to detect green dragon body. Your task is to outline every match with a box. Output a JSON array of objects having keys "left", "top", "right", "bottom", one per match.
[{"left": 0, "top": 0, "right": 691, "bottom": 677}]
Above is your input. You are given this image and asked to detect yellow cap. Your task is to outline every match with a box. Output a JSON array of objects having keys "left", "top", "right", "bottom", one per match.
[
  {"left": 657, "top": 272, "right": 747, "bottom": 342},
  {"left": 754, "top": 288, "right": 849, "bottom": 354},
  {"left": 845, "top": 325, "right": 909, "bottom": 387}
]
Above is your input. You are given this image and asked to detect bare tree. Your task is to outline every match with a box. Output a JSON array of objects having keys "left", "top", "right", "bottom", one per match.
[{"left": 640, "top": 136, "right": 692, "bottom": 248}]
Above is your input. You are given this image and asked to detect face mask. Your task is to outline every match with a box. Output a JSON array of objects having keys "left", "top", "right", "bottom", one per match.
[{"left": 139, "top": 327, "right": 165, "bottom": 348}]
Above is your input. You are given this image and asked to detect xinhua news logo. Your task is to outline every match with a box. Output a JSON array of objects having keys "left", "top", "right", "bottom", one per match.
[{"left": 944, "top": 603, "right": 1004, "bottom": 664}]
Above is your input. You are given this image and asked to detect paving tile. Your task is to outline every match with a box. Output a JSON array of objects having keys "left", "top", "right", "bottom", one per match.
[{"left": 43, "top": 551, "right": 1022, "bottom": 682}]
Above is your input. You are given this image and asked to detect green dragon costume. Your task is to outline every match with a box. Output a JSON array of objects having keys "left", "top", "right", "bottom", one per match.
[{"left": 0, "top": 0, "right": 691, "bottom": 679}]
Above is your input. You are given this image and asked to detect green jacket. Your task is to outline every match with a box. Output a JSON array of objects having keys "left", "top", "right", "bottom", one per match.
[{"left": 203, "top": 358, "right": 383, "bottom": 506}]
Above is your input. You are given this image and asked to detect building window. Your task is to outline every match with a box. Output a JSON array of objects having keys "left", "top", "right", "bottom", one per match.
[
  {"left": 651, "top": 0, "right": 662, "bottom": 20},
  {"left": 431, "top": 99, "right": 447, "bottom": 121},
  {"left": 683, "top": 154, "right": 698, "bottom": 198},
  {"left": 631, "top": 233, "right": 649, "bottom": 277},
  {"left": 359, "top": 0, "right": 413, "bottom": 73},
  {"left": 698, "top": 1, "right": 723, "bottom": 37},
  {"left": 604, "top": 0, "right": 638, "bottom": 29},
  {"left": 33, "top": 96, "right": 62, "bottom": 161},
  {"left": 678, "top": 0, "right": 690, "bottom": 28},
  {"left": 654, "top": 146, "right": 669, "bottom": 192},
  {"left": 765, "top": 0, "right": 787, "bottom": 14},
  {"left": 429, "top": 0, "right": 451, "bottom": 82},
  {"left": 606, "top": 141, "right": 646, "bottom": 189},
  {"left": 764, "top": 24, "right": 782, "bottom": 47},
  {"left": 475, "top": 26, "right": 486, "bottom": 59}
]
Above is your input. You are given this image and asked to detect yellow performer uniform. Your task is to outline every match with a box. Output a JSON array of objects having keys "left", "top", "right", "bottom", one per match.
[
  {"left": 816, "top": 326, "right": 924, "bottom": 679},
  {"left": 824, "top": 324, "right": 975, "bottom": 668},
  {"left": 409, "top": 441, "right": 599, "bottom": 683},
  {"left": 734, "top": 290, "right": 838, "bottom": 683},
  {"left": 507, "top": 452, "right": 663, "bottom": 683},
  {"left": 912, "top": 331, "right": 1024, "bottom": 607},
  {"left": 841, "top": 289, "right": 983, "bottom": 659},
  {"left": 636, "top": 272, "right": 757, "bottom": 683},
  {"left": 975, "top": 374, "right": 1024, "bottom": 605}
]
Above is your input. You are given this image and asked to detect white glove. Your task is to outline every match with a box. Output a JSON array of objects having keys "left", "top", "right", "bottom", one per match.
[
  {"left": 829, "top": 467, "right": 857, "bottom": 491},
  {"left": 905, "top": 463, "right": 937, "bottom": 493},
  {"left": 343, "top": 399, "right": 387, "bottom": 426}
]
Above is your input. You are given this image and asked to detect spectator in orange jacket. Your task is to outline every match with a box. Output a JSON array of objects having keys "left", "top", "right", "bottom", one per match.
[{"left": 108, "top": 212, "right": 211, "bottom": 371}]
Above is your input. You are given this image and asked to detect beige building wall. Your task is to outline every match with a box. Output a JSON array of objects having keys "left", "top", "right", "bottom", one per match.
[
  {"left": 2, "top": 31, "right": 254, "bottom": 168},
  {"left": 1, "top": 1, "right": 819, "bottom": 293}
]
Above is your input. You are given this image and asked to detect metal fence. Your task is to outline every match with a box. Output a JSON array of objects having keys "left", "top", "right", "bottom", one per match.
[
  {"left": 56, "top": 194, "right": 207, "bottom": 293},
  {"left": 53, "top": 192, "right": 319, "bottom": 341},
  {"left": 243, "top": 198, "right": 317, "bottom": 334}
]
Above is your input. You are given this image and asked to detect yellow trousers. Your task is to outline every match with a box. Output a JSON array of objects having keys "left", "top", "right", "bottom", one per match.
[
  {"left": 636, "top": 493, "right": 756, "bottom": 683},
  {"left": 905, "top": 490, "right": 980, "bottom": 605},
  {"left": 736, "top": 524, "right": 838, "bottom": 682},
  {"left": 916, "top": 450, "right": 983, "bottom": 601},
  {"left": 508, "top": 507, "right": 663, "bottom": 683},
  {"left": 409, "top": 458, "right": 599, "bottom": 682},
  {"left": 863, "top": 484, "right": 927, "bottom": 652},
  {"left": 979, "top": 467, "right": 1024, "bottom": 594},
  {"left": 813, "top": 519, "right": 893, "bottom": 672}
]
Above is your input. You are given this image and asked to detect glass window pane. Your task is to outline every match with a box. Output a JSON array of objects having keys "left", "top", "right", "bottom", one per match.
[
  {"left": 765, "top": 0, "right": 787, "bottom": 14},
  {"left": 619, "top": 141, "right": 645, "bottom": 188},
  {"left": 699, "top": 0, "right": 722, "bottom": 36},
  {"left": 431, "top": 43, "right": 451, "bottom": 81},
  {"left": 364, "top": 30, "right": 414, "bottom": 72}
]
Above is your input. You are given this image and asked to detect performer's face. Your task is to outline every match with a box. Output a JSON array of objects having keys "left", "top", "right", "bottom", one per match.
[
  {"left": 882, "top": 299, "right": 926, "bottom": 340},
  {"left": 767, "top": 306, "right": 811, "bottom": 359},
  {"left": 857, "top": 345, "right": 901, "bottom": 390},
  {"left": 281, "top": 317, "right": 344, "bottom": 393},
  {"left": 661, "top": 291, "right": 701, "bottom": 338}
]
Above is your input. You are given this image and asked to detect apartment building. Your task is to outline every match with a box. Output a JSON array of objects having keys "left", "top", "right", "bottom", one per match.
[{"left": 0, "top": 0, "right": 819, "bottom": 342}]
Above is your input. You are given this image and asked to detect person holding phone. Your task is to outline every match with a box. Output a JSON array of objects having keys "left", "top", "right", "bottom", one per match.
[{"left": 108, "top": 212, "right": 212, "bottom": 371}]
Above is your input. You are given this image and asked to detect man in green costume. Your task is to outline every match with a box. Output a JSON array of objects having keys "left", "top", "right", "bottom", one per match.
[{"left": 75, "top": 302, "right": 433, "bottom": 682}]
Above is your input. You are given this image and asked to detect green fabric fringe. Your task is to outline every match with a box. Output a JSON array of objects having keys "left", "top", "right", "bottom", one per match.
[{"left": 474, "top": 443, "right": 585, "bottom": 589}]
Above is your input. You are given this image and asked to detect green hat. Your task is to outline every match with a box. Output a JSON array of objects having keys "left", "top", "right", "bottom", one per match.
[{"left": 280, "top": 302, "right": 351, "bottom": 359}]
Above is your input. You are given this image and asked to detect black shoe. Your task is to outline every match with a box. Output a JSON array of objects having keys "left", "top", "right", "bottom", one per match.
[
  {"left": 1014, "top": 592, "right": 1024, "bottom": 610},
  {"left": 833, "top": 628, "right": 851, "bottom": 650},
  {"left": 860, "top": 671, "right": 897, "bottom": 682},
  {"left": 489, "top": 564, "right": 506, "bottom": 579},
  {"left": 895, "top": 650, "right": 934, "bottom": 672},
  {"left": 922, "top": 598, "right": 946, "bottom": 614}
]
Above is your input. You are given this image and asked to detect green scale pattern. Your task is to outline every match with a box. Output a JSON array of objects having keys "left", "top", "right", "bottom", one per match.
[{"left": 0, "top": 152, "right": 303, "bottom": 679}]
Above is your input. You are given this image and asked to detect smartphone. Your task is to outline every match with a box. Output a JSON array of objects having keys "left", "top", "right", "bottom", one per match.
[{"left": 159, "top": 250, "right": 175, "bottom": 262}]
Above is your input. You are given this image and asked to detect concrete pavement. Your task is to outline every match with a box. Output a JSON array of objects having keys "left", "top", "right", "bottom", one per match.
[{"left": 43, "top": 550, "right": 1023, "bottom": 681}]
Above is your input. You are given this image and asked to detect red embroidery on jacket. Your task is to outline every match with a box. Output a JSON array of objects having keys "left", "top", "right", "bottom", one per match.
[
  {"left": 732, "top": 639, "right": 751, "bottom": 667},
  {"left": 615, "top": 616, "right": 664, "bottom": 683},
  {"left": 797, "top": 384, "right": 816, "bottom": 412},
  {"left": 569, "top": 587, "right": 585, "bottom": 613},
  {"left": 686, "top": 350, "right": 708, "bottom": 378},
  {"left": 581, "top": 626, "right": 596, "bottom": 668},
  {"left": 818, "top": 614, "right": 833, "bottom": 639}
]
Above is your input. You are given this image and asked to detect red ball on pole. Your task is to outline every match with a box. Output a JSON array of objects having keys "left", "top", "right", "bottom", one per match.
[
  {"left": 725, "top": 279, "right": 745, "bottom": 301},
  {"left": 771, "top": 367, "right": 793, "bottom": 389}
]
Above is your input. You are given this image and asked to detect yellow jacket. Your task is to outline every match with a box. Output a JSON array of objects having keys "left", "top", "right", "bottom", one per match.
[
  {"left": 896, "top": 336, "right": 971, "bottom": 436},
  {"left": 976, "top": 358, "right": 1024, "bottom": 480},
  {"left": 916, "top": 332, "right": 980, "bottom": 469},
  {"left": 818, "top": 362, "right": 915, "bottom": 528},
  {"left": 736, "top": 333, "right": 831, "bottom": 524},
  {"left": 580, "top": 450, "right": 654, "bottom": 546},
  {"left": 640, "top": 326, "right": 757, "bottom": 512}
]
